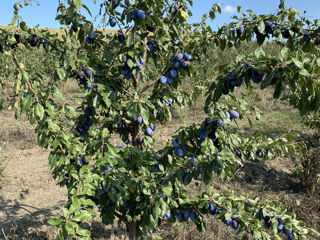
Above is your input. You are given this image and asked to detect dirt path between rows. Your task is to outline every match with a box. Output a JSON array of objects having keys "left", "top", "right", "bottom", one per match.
[{"left": 0, "top": 143, "right": 66, "bottom": 239}]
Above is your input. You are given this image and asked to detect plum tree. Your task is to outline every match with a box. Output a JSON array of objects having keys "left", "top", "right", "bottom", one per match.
[{"left": 0, "top": 0, "right": 319, "bottom": 240}]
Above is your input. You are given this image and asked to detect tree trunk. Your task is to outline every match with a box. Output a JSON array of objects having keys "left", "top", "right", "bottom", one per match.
[{"left": 127, "top": 221, "right": 139, "bottom": 240}]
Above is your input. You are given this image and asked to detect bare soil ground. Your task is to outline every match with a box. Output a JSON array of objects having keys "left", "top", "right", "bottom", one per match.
[{"left": 0, "top": 104, "right": 319, "bottom": 240}]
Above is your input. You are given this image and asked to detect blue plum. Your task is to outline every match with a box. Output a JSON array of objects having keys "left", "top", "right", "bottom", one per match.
[
  {"left": 136, "top": 10, "right": 146, "bottom": 20},
  {"left": 231, "top": 219, "right": 238, "bottom": 229},
  {"left": 228, "top": 110, "right": 240, "bottom": 120},
  {"left": 137, "top": 116, "right": 143, "bottom": 124},
  {"left": 129, "top": 9, "right": 137, "bottom": 19},
  {"left": 150, "top": 123, "right": 156, "bottom": 131},
  {"left": 146, "top": 127, "right": 153, "bottom": 136},
  {"left": 109, "top": 17, "right": 117, "bottom": 27},
  {"left": 190, "top": 211, "right": 196, "bottom": 222},
  {"left": 160, "top": 76, "right": 167, "bottom": 84},
  {"left": 175, "top": 53, "right": 184, "bottom": 61},
  {"left": 183, "top": 52, "right": 192, "bottom": 61},
  {"left": 174, "top": 148, "right": 184, "bottom": 157}
]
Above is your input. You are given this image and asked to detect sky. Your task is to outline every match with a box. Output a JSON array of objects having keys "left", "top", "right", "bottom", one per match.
[{"left": 1, "top": 0, "right": 320, "bottom": 29}]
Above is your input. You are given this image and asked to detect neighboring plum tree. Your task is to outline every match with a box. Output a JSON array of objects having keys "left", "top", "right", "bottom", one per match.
[{"left": 0, "top": 0, "right": 319, "bottom": 239}]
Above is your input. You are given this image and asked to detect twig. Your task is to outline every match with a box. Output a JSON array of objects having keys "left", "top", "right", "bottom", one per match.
[
  {"left": 114, "top": 211, "right": 126, "bottom": 222},
  {"left": 12, "top": 54, "right": 40, "bottom": 103},
  {"left": 1, "top": 228, "right": 8, "bottom": 240},
  {"left": 139, "top": 66, "right": 171, "bottom": 94}
]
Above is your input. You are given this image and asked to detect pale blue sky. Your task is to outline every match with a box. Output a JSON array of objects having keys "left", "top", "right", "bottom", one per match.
[{"left": 1, "top": 1, "right": 320, "bottom": 29}]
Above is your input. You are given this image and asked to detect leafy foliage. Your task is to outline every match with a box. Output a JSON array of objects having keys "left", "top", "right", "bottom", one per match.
[{"left": 0, "top": 0, "right": 319, "bottom": 239}]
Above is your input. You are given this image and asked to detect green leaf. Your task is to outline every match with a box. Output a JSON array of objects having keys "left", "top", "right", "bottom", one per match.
[
  {"left": 299, "top": 69, "right": 309, "bottom": 76},
  {"left": 35, "top": 104, "right": 45, "bottom": 120},
  {"left": 76, "top": 228, "right": 91, "bottom": 237},
  {"left": 280, "top": 47, "right": 290, "bottom": 60},
  {"left": 73, "top": 0, "right": 82, "bottom": 10},
  {"left": 56, "top": 68, "right": 66, "bottom": 80},
  {"left": 48, "top": 218, "right": 63, "bottom": 226},
  {"left": 257, "top": 20, "right": 265, "bottom": 34},
  {"left": 65, "top": 222, "right": 77, "bottom": 234}
]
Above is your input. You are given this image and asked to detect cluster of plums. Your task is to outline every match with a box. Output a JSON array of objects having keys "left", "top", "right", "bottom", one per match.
[
  {"left": 75, "top": 106, "right": 94, "bottom": 135},
  {"left": 120, "top": 54, "right": 145, "bottom": 79},
  {"left": 209, "top": 201, "right": 239, "bottom": 230},
  {"left": 170, "top": 111, "right": 240, "bottom": 168},
  {"left": 159, "top": 52, "right": 192, "bottom": 84},
  {"left": 259, "top": 208, "right": 294, "bottom": 240},
  {"left": 1, "top": 33, "right": 48, "bottom": 50},
  {"left": 160, "top": 195, "right": 197, "bottom": 222},
  {"left": 237, "top": 20, "right": 320, "bottom": 45},
  {"left": 222, "top": 64, "right": 278, "bottom": 95},
  {"left": 130, "top": 9, "right": 146, "bottom": 20},
  {"left": 74, "top": 67, "right": 97, "bottom": 89}
]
